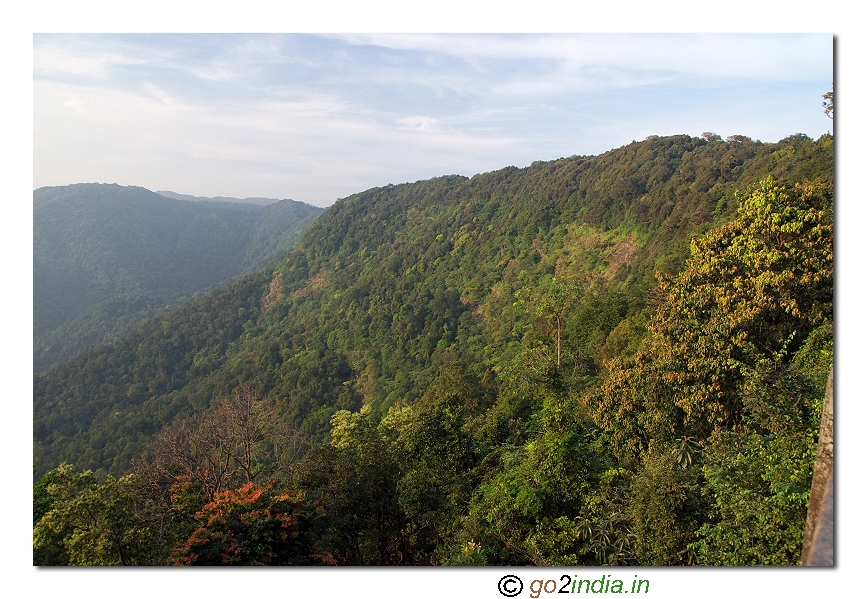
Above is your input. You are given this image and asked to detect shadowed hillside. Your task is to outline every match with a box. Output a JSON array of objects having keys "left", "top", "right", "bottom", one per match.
[{"left": 34, "top": 183, "right": 323, "bottom": 370}]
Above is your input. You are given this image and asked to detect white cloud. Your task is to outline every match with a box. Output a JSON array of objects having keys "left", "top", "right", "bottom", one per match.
[{"left": 62, "top": 94, "right": 86, "bottom": 114}]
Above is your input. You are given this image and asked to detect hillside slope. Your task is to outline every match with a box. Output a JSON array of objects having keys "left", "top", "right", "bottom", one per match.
[
  {"left": 34, "top": 133, "right": 832, "bottom": 479},
  {"left": 33, "top": 184, "right": 323, "bottom": 370}
]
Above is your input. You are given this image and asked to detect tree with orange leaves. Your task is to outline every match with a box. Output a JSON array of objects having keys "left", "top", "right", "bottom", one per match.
[{"left": 172, "top": 481, "right": 330, "bottom": 566}]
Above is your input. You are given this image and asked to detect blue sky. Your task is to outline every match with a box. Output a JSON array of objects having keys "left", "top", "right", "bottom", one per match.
[{"left": 34, "top": 33, "right": 833, "bottom": 206}]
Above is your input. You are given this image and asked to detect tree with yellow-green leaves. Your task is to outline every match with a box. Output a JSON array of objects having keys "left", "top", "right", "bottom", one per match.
[
  {"left": 33, "top": 464, "right": 164, "bottom": 565},
  {"left": 590, "top": 177, "right": 832, "bottom": 565}
]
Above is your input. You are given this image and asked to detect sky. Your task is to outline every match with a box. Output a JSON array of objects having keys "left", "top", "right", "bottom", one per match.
[{"left": 33, "top": 33, "right": 833, "bottom": 207}]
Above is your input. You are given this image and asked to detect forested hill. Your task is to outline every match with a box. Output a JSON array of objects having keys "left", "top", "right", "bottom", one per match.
[
  {"left": 34, "top": 184, "right": 323, "bottom": 370},
  {"left": 155, "top": 190, "right": 281, "bottom": 205},
  {"left": 34, "top": 133, "right": 832, "bottom": 566}
]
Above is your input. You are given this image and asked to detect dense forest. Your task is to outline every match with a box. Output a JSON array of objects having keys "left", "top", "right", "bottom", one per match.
[
  {"left": 34, "top": 184, "right": 323, "bottom": 371},
  {"left": 33, "top": 132, "right": 833, "bottom": 566}
]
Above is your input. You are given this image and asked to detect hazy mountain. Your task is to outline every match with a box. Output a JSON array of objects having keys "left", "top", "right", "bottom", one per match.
[
  {"left": 155, "top": 190, "right": 283, "bottom": 206},
  {"left": 34, "top": 183, "right": 323, "bottom": 371}
]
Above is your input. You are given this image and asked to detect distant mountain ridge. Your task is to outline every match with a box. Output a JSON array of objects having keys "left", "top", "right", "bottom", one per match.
[
  {"left": 34, "top": 183, "right": 324, "bottom": 371},
  {"left": 155, "top": 190, "right": 284, "bottom": 206}
]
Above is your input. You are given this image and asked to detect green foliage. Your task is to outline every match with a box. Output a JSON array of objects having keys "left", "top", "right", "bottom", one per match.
[
  {"left": 657, "top": 177, "right": 831, "bottom": 431},
  {"left": 33, "top": 464, "right": 165, "bottom": 565},
  {"left": 34, "top": 183, "right": 322, "bottom": 370},
  {"left": 593, "top": 176, "right": 832, "bottom": 440},
  {"left": 387, "top": 364, "right": 494, "bottom": 563},
  {"left": 689, "top": 332, "right": 830, "bottom": 565},
  {"left": 514, "top": 275, "right": 582, "bottom": 368},
  {"left": 36, "top": 134, "right": 832, "bottom": 479},
  {"left": 692, "top": 426, "right": 817, "bottom": 565},
  {"left": 295, "top": 405, "right": 408, "bottom": 564},
  {"left": 627, "top": 448, "right": 702, "bottom": 565},
  {"left": 34, "top": 134, "right": 832, "bottom": 567},
  {"left": 590, "top": 175, "right": 832, "bottom": 566},
  {"left": 464, "top": 388, "right": 605, "bottom": 565},
  {"left": 34, "top": 272, "right": 271, "bottom": 477}
]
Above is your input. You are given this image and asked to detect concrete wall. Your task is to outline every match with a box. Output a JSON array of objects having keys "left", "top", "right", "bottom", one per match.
[{"left": 801, "top": 370, "right": 834, "bottom": 567}]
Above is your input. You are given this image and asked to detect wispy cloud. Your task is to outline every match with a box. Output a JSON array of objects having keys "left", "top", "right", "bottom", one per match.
[
  {"left": 334, "top": 33, "right": 829, "bottom": 82},
  {"left": 34, "top": 35, "right": 167, "bottom": 81},
  {"left": 62, "top": 94, "right": 86, "bottom": 114},
  {"left": 34, "top": 42, "right": 132, "bottom": 80}
]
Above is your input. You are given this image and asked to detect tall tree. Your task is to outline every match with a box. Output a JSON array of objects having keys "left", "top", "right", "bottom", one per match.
[
  {"left": 172, "top": 482, "right": 325, "bottom": 566},
  {"left": 34, "top": 464, "right": 166, "bottom": 565}
]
